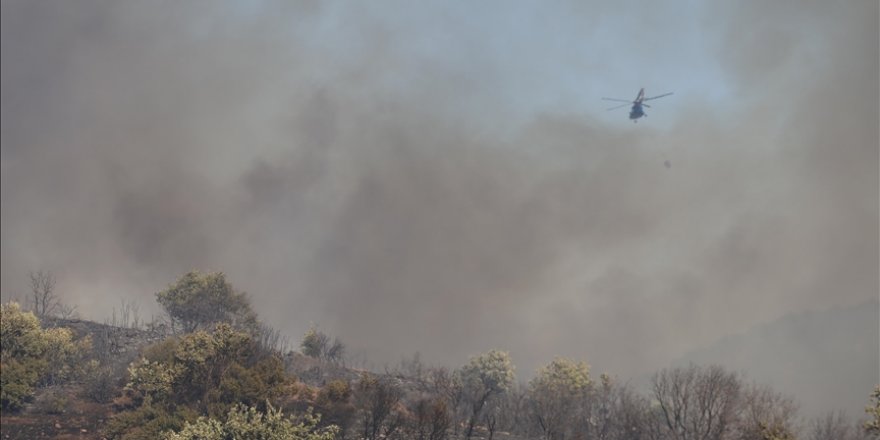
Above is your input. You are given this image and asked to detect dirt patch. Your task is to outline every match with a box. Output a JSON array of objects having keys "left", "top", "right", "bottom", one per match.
[{"left": 1, "top": 386, "right": 113, "bottom": 440}]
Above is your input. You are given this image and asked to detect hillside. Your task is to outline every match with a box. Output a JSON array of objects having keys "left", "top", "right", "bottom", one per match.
[
  {"left": 2, "top": 310, "right": 878, "bottom": 439},
  {"left": 2, "top": 273, "right": 877, "bottom": 439},
  {"left": 0, "top": 318, "right": 164, "bottom": 439},
  {"left": 0, "top": 315, "right": 365, "bottom": 440}
]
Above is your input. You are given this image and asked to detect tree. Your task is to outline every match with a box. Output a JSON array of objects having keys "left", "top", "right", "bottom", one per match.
[
  {"left": 735, "top": 384, "right": 799, "bottom": 440},
  {"left": 155, "top": 271, "right": 257, "bottom": 333},
  {"left": 421, "top": 367, "right": 466, "bottom": 436},
  {"left": 650, "top": 364, "right": 741, "bottom": 440},
  {"left": 408, "top": 397, "right": 451, "bottom": 440},
  {"left": 0, "top": 302, "right": 91, "bottom": 411},
  {"left": 29, "top": 270, "right": 58, "bottom": 319},
  {"left": 602, "top": 380, "right": 652, "bottom": 440},
  {"left": 528, "top": 357, "right": 592, "bottom": 440},
  {"left": 457, "top": 349, "right": 516, "bottom": 440},
  {"left": 301, "top": 325, "right": 345, "bottom": 363},
  {"left": 353, "top": 373, "right": 404, "bottom": 440},
  {"left": 808, "top": 411, "right": 858, "bottom": 440},
  {"left": 301, "top": 325, "right": 330, "bottom": 358},
  {"left": 490, "top": 383, "right": 531, "bottom": 439},
  {"left": 164, "top": 403, "right": 339, "bottom": 440},
  {"left": 315, "top": 379, "right": 356, "bottom": 436}
]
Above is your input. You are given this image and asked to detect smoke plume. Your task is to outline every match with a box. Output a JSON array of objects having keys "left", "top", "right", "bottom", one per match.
[{"left": 2, "top": 0, "right": 876, "bottom": 415}]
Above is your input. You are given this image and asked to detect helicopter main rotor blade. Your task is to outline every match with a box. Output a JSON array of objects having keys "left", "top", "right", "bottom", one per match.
[
  {"left": 606, "top": 103, "right": 631, "bottom": 111},
  {"left": 643, "top": 92, "right": 673, "bottom": 101},
  {"left": 601, "top": 98, "right": 633, "bottom": 103},
  {"left": 642, "top": 103, "right": 651, "bottom": 108}
]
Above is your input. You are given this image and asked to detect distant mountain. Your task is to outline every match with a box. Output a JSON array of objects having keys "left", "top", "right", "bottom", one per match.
[{"left": 674, "top": 300, "right": 879, "bottom": 419}]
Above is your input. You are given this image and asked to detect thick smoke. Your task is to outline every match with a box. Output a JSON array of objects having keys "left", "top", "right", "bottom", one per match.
[{"left": 2, "top": 0, "right": 877, "bottom": 415}]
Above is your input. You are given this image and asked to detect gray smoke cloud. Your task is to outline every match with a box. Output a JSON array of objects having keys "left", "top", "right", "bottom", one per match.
[{"left": 2, "top": 0, "right": 877, "bottom": 416}]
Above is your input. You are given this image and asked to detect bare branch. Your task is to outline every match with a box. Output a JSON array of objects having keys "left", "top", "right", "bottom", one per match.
[{"left": 29, "top": 270, "right": 58, "bottom": 319}]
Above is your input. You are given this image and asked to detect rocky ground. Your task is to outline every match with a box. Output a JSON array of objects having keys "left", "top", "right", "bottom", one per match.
[{"left": 1, "top": 386, "right": 112, "bottom": 439}]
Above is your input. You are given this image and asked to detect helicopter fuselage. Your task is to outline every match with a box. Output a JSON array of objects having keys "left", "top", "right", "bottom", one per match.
[{"left": 629, "top": 103, "right": 645, "bottom": 120}]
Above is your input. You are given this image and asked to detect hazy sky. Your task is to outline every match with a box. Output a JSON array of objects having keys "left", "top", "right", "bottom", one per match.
[{"left": 2, "top": 0, "right": 877, "bottom": 417}]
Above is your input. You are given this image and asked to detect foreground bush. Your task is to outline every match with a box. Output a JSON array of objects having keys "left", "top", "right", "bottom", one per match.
[
  {"left": 125, "top": 323, "right": 287, "bottom": 414},
  {"left": 102, "top": 402, "right": 199, "bottom": 440},
  {"left": 163, "top": 403, "right": 338, "bottom": 440},
  {"left": 0, "top": 302, "right": 91, "bottom": 412},
  {"left": 106, "top": 323, "right": 290, "bottom": 439}
]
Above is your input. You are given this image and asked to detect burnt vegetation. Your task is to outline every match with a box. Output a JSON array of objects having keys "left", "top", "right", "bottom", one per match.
[{"left": 1, "top": 270, "right": 878, "bottom": 440}]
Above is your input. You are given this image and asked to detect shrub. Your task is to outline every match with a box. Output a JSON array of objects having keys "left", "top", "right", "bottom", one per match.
[
  {"left": 112, "top": 323, "right": 291, "bottom": 438},
  {"left": 0, "top": 358, "right": 41, "bottom": 412},
  {"left": 126, "top": 357, "right": 181, "bottom": 404},
  {"left": 163, "top": 403, "right": 339, "bottom": 440},
  {"left": 316, "top": 379, "right": 355, "bottom": 434},
  {"left": 38, "top": 388, "right": 69, "bottom": 415},
  {"left": 317, "top": 379, "right": 352, "bottom": 405},
  {"left": 103, "top": 402, "right": 198, "bottom": 440},
  {"left": 82, "top": 362, "right": 119, "bottom": 403},
  {"left": 0, "top": 302, "right": 91, "bottom": 412}
]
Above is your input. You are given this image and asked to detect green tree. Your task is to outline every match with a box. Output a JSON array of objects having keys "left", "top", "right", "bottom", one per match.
[
  {"left": 457, "top": 349, "right": 515, "bottom": 440},
  {"left": 530, "top": 357, "right": 591, "bottom": 392},
  {"left": 156, "top": 271, "right": 257, "bottom": 333},
  {"left": 0, "top": 302, "right": 90, "bottom": 411},
  {"left": 301, "top": 325, "right": 345, "bottom": 363},
  {"left": 528, "top": 357, "right": 592, "bottom": 440},
  {"left": 164, "top": 403, "right": 338, "bottom": 440},
  {"left": 301, "top": 325, "right": 329, "bottom": 358}
]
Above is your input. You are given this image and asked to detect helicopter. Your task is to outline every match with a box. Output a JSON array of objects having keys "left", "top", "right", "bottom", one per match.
[{"left": 602, "top": 88, "right": 673, "bottom": 122}]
